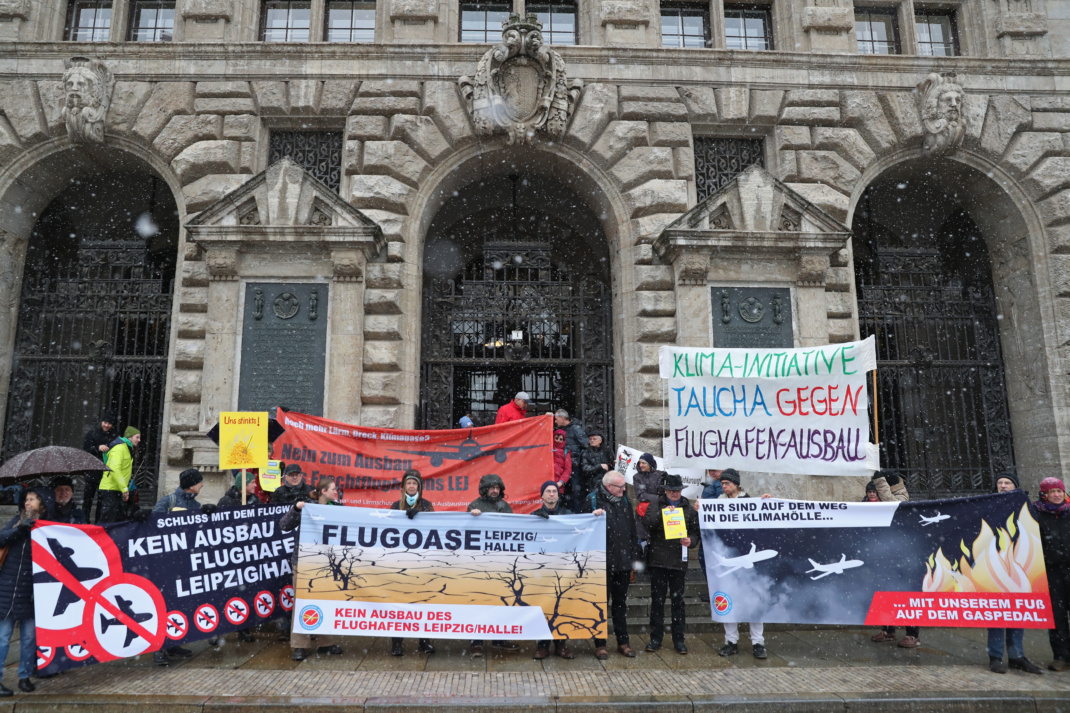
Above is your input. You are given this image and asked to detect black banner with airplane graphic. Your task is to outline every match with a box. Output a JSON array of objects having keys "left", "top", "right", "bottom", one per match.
[
  {"left": 31, "top": 505, "right": 294, "bottom": 673},
  {"left": 700, "top": 491, "right": 1054, "bottom": 628}
]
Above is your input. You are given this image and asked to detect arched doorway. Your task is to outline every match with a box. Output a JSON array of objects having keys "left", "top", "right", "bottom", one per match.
[
  {"left": 853, "top": 162, "right": 1015, "bottom": 498},
  {"left": 419, "top": 174, "right": 613, "bottom": 439},
  {"left": 2, "top": 169, "right": 179, "bottom": 499}
]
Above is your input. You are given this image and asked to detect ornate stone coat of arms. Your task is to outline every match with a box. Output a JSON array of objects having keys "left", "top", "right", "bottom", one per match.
[{"left": 458, "top": 14, "right": 583, "bottom": 145}]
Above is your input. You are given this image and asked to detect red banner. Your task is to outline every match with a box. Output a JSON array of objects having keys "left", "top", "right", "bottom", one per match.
[
  {"left": 272, "top": 410, "right": 553, "bottom": 513},
  {"left": 864, "top": 591, "right": 1053, "bottom": 628}
]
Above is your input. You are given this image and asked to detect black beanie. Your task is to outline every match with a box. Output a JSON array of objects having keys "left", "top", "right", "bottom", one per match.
[
  {"left": 994, "top": 471, "right": 1020, "bottom": 491},
  {"left": 719, "top": 468, "right": 741, "bottom": 486},
  {"left": 179, "top": 468, "right": 203, "bottom": 490}
]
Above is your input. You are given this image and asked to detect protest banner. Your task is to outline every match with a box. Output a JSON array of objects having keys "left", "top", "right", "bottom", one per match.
[
  {"left": 292, "top": 505, "right": 607, "bottom": 640},
  {"left": 615, "top": 444, "right": 704, "bottom": 500},
  {"left": 32, "top": 505, "right": 293, "bottom": 673},
  {"left": 659, "top": 338, "right": 880, "bottom": 474},
  {"left": 273, "top": 410, "right": 552, "bottom": 513},
  {"left": 700, "top": 491, "right": 1052, "bottom": 628}
]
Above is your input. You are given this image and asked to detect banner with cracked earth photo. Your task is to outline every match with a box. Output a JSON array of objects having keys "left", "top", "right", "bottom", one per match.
[
  {"left": 292, "top": 505, "right": 607, "bottom": 640},
  {"left": 701, "top": 490, "right": 1053, "bottom": 628},
  {"left": 273, "top": 409, "right": 553, "bottom": 514},
  {"left": 31, "top": 505, "right": 294, "bottom": 673}
]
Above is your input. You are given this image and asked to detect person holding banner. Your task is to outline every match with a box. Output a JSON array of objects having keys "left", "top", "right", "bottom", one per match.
[
  {"left": 281, "top": 478, "right": 345, "bottom": 661},
  {"left": 867, "top": 471, "right": 920, "bottom": 649},
  {"left": 1032, "top": 477, "right": 1070, "bottom": 672},
  {"left": 532, "top": 481, "right": 576, "bottom": 660},
  {"left": 587, "top": 471, "right": 640, "bottom": 659},
  {"left": 641, "top": 473, "right": 699, "bottom": 655},
  {"left": 389, "top": 470, "right": 436, "bottom": 657},
  {"left": 272, "top": 464, "right": 313, "bottom": 505},
  {"left": 213, "top": 471, "right": 261, "bottom": 645},
  {"left": 152, "top": 468, "right": 206, "bottom": 515},
  {"left": 467, "top": 474, "right": 519, "bottom": 656},
  {"left": 633, "top": 453, "right": 665, "bottom": 546},
  {"left": 495, "top": 392, "right": 529, "bottom": 424},
  {"left": 716, "top": 469, "right": 770, "bottom": 660}
]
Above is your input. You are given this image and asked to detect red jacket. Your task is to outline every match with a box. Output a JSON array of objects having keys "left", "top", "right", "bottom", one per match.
[
  {"left": 495, "top": 400, "right": 526, "bottom": 424},
  {"left": 553, "top": 447, "right": 572, "bottom": 486}
]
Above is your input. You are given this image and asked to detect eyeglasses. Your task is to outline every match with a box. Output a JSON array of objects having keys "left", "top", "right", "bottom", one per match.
[{"left": 605, "top": 482, "right": 625, "bottom": 490}]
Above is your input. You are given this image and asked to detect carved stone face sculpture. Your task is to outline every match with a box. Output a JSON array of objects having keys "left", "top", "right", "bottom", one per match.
[
  {"left": 61, "top": 57, "right": 111, "bottom": 144},
  {"left": 918, "top": 73, "right": 965, "bottom": 157}
]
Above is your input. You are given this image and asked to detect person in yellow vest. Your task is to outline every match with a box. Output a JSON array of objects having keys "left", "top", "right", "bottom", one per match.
[{"left": 97, "top": 427, "right": 140, "bottom": 523}]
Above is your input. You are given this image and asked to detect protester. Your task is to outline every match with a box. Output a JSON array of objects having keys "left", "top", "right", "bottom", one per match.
[
  {"left": 0, "top": 487, "right": 53, "bottom": 694},
  {"left": 532, "top": 482, "right": 575, "bottom": 660},
  {"left": 272, "top": 464, "right": 313, "bottom": 505},
  {"left": 81, "top": 411, "right": 116, "bottom": 520},
  {"left": 554, "top": 410, "right": 587, "bottom": 505},
  {"left": 717, "top": 469, "right": 771, "bottom": 659},
  {"left": 586, "top": 471, "right": 640, "bottom": 659},
  {"left": 152, "top": 468, "right": 206, "bottom": 515},
  {"left": 868, "top": 470, "right": 919, "bottom": 648},
  {"left": 459, "top": 414, "right": 475, "bottom": 429},
  {"left": 97, "top": 426, "right": 141, "bottom": 523},
  {"left": 697, "top": 469, "right": 723, "bottom": 573},
  {"left": 390, "top": 470, "right": 435, "bottom": 657},
  {"left": 1032, "top": 477, "right": 1070, "bottom": 672},
  {"left": 985, "top": 472, "right": 1043, "bottom": 674},
  {"left": 552, "top": 429, "right": 572, "bottom": 490},
  {"left": 280, "top": 478, "right": 344, "bottom": 661},
  {"left": 467, "top": 474, "right": 517, "bottom": 656},
  {"left": 862, "top": 481, "right": 880, "bottom": 502},
  {"left": 51, "top": 476, "right": 86, "bottom": 524},
  {"left": 641, "top": 473, "right": 699, "bottom": 654},
  {"left": 495, "top": 392, "right": 529, "bottom": 424},
  {"left": 214, "top": 472, "right": 260, "bottom": 644},
  {"left": 633, "top": 453, "right": 665, "bottom": 545},
  {"left": 578, "top": 429, "right": 613, "bottom": 511}
]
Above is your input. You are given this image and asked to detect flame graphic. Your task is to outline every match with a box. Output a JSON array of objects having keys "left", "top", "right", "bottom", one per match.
[{"left": 922, "top": 504, "right": 1047, "bottom": 594}]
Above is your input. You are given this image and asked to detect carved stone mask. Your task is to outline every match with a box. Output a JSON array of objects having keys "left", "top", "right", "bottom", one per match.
[{"left": 918, "top": 73, "right": 965, "bottom": 157}]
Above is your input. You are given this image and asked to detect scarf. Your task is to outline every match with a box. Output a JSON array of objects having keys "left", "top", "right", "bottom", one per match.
[
  {"left": 405, "top": 494, "right": 418, "bottom": 507},
  {"left": 600, "top": 483, "right": 621, "bottom": 504},
  {"left": 1034, "top": 498, "right": 1070, "bottom": 518}
]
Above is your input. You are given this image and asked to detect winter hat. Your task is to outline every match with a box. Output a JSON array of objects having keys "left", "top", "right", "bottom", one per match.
[
  {"left": 719, "top": 468, "right": 741, "bottom": 486},
  {"left": 459, "top": 415, "right": 474, "bottom": 428},
  {"left": 124, "top": 426, "right": 141, "bottom": 439},
  {"left": 1039, "top": 477, "right": 1065, "bottom": 495},
  {"left": 865, "top": 481, "right": 878, "bottom": 493},
  {"left": 540, "top": 480, "right": 559, "bottom": 497},
  {"left": 179, "top": 468, "right": 203, "bottom": 490},
  {"left": 234, "top": 470, "right": 254, "bottom": 490},
  {"left": 638, "top": 453, "right": 657, "bottom": 471},
  {"left": 994, "top": 471, "right": 1020, "bottom": 491},
  {"left": 515, "top": 391, "right": 531, "bottom": 402},
  {"left": 283, "top": 464, "right": 303, "bottom": 476},
  {"left": 554, "top": 428, "right": 567, "bottom": 440},
  {"left": 661, "top": 473, "right": 685, "bottom": 491},
  {"left": 101, "top": 412, "right": 117, "bottom": 425},
  {"left": 588, "top": 429, "right": 605, "bottom": 440},
  {"left": 402, "top": 470, "right": 423, "bottom": 489},
  {"left": 50, "top": 475, "right": 74, "bottom": 489}
]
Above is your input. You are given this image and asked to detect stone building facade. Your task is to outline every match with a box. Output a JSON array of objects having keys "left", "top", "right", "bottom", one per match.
[{"left": 0, "top": 0, "right": 1067, "bottom": 502}]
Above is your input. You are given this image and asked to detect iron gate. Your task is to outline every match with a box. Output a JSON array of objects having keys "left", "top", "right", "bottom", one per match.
[
  {"left": 420, "top": 240, "right": 613, "bottom": 441},
  {"left": 858, "top": 247, "right": 1014, "bottom": 498},
  {"left": 2, "top": 239, "right": 174, "bottom": 499}
]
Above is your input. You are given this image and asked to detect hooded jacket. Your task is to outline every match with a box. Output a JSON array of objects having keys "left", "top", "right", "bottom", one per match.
[
  {"left": 152, "top": 486, "right": 203, "bottom": 514},
  {"left": 0, "top": 487, "right": 55, "bottom": 620},
  {"left": 467, "top": 474, "right": 512, "bottom": 513},
  {"left": 641, "top": 491, "right": 699, "bottom": 571},
  {"left": 552, "top": 430, "right": 572, "bottom": 486},
  {"left": 100, "top": 436, "right": 135, "bottom": 492},
  {"left": 390, "top": 475, "right": 435, "bottom": 517},
  {"left": 495, "top": 400, "right": 526, "bottom": 424},
  {"left": 633, "top": 456, "right": 666, "bottom": 540}
]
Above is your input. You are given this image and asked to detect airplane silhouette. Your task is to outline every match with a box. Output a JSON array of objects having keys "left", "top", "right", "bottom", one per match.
[
  {"left": 370, "top": 510, "right": 395, "bottom": 519},
  {"left": 919, "top": 512, "right": 951, "bottom": 527},
  {"left": 711, "top": 543, "right": 778, "bottom": 575},
  {"left": 99, "top": 595, "right": 152, "bottom": 648},
  {"left": 540, "top": 536, "right": 557, "bottom": 543},
  {"left": 32, "top": 538, "right": 104, "bottom": 617},
  {"left": 806, "top": 554, "right": 864, "bottom": 580},
  {"left": 572, "top": 526, "right": 594, "bottom": 534},
  {"left": 388, "top": 431, "right": 543, "bottom": 467}
]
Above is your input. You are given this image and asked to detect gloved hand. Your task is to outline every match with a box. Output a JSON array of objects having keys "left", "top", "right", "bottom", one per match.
[
  {"left": 533, "top": 510, "right": 550, "bottom": 519},
  {"left": 17, "top": 519, "right": 35, "bottom": 532},
  {"left": 202, "top": 504, "right": 217, "bottom": 516},
  {"left": 884, "top": 473, "right": 901, "bottom": 486},
  {"left": 406, "top": 508, "right": 418, "bottom": 520},
  {"left": 133, "top": 508, "right": 150, "bottom": 523}
]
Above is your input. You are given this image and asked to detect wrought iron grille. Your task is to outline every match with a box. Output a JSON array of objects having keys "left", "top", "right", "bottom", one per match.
[
  {"left": 268, "top": 130, "right": 343, "bottom": 192},
  {"left": 693, "top": 137, "right": 764, "bottom": 202},
  {"left": 2, "top": 240, "right": 174, "bottom": 500},
  {"left": 420, "top": 241, "right": 614, "bottom": 441},
  {"left": 858, "top": 247, "right": 1014, "bottom": 498}
]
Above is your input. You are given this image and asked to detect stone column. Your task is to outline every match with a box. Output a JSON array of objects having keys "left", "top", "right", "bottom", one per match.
[
  {"left": 795, "top": 251, "right": 831, "bottom": 347},
  {"left": 199, "top": 245, "right": 241, "bottom": 431},
  {"left": 672, "top": 251, "right": 712, "bottom": 347},
  {"left": 326, "top": 247, "right": 367, "bottom": 424},
  {"left": 0, "top": 229, "right": 27, "bottom": 437}
]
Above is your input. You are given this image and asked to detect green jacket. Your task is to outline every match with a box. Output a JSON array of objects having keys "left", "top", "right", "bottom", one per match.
[{"left": 100, "top": 438, "right": 135, "bottom": 492}]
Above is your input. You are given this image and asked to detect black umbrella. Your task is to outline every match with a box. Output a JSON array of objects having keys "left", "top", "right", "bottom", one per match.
[{"left": 0, "top": 446, "right": 110, "bottom": 482}]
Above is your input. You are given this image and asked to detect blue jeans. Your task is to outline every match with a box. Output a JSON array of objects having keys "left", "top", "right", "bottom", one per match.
[
  {"left": 987, "top": 627, "right": 1024, "bottom": 660},
  {"left": 0, "top": 617, "right": 35, "bottom": 680}
]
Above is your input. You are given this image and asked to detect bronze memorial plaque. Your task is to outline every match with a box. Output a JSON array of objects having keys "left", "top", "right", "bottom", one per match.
[{"left": 710, "top": 287, "right": 794, "bottom": 348}]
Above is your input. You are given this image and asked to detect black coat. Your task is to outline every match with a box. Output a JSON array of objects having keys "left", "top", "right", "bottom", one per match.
[
  {"left": 218, "top": 487, "right": 259, "bottom": 510},
  {"left": 532, "top": 503, "right": 572, "bottom": 518},
  {"left": 560, "top": 422, "right": 588, "bottom": 475},
  {"left": 82, "top": 425, "right": 115, "bottom": 461},
  {"left": 578, "top": 446, "right": 613, "bottom": 495},
  {"left": 1032, "top": 504, "right": 1070, "bottom": 568},
  {"left": 390, "top": 498, "right": 435, "bottom": 516},
  {"left": 271, "top": 482, "right": 314, "bottom": 505},
  {"left": 642, "top": 493, "right": 699, "bottom": 571},
  {"left": 587, "top": 486, "right": 641, "bottom": 573},
  {"left": 53, "top": 501, "right": 87, "bottom": 524},
  {"left": 0, "top": 488, "right": 53, "bottom": 621}
]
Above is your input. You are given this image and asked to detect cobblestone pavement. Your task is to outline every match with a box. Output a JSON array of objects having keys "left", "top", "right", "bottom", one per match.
[{"left": 7, "top": 626, "right": 1070, "bottom": 709}]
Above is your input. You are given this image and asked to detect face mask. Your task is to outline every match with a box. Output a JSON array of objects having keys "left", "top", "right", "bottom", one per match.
[{"left": 405, "top": 493, "right": 418, "bottom": 506}]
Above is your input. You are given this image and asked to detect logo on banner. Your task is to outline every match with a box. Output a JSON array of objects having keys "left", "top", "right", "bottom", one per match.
[
  {"left": 165, "top": 611, "right": 189, "bottom": 640},
  {"left": 254, "top": 591, "right": 275, "bottom": 618},
  {"left": 36, "top": 646, "right": 54, "bottom": 670},
  {"left": 66, "top": 643, "right": 91, "bottom": 662},
  {"left": 224, "top": 597, "right": 250, "bottom": 626},
  {"left": 713, "top": 592, "right": 733, "bottom": 616},
  {"left": 194, "top": 604, "right": 219, "bottom": 633},
  {"left": 300, "top": 605, "right": 322, "bottom": 630},
  {"left": 85, "top": 574, "right": 166, "bottom": 661},
  {"left": 280, "top": 585, "right": 294, "bottom": 612}
]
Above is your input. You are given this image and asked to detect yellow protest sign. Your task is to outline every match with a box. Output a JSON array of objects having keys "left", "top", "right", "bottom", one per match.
[
  {"left": 260, "top": 460, "right": 282, "bottom": 492},
  {"left": 219, "top": 412, "right": 269, "bottom": 471},
  {"left": 661, "top": 506, "right": 688, "bottom": 540}
]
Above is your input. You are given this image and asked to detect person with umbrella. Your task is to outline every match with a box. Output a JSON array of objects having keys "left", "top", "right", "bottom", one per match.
[{"left": 51, "top": 476, "right": 86, "bottom": 524}]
